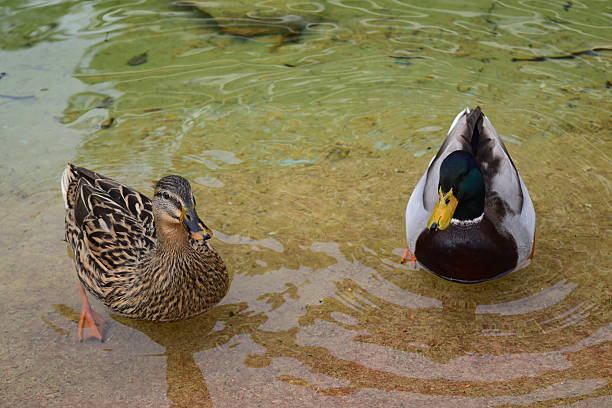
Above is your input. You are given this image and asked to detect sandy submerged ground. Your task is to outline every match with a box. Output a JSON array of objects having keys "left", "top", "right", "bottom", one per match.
[
  {"left": 3, "top": 133, "right": 610, "bottom": 407},
  {"left": 1, "top": 0, "right": 611, "bottom": 407}
]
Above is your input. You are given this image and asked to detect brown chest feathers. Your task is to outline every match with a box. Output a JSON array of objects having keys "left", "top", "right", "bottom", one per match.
[
  {"left": 415, "top": 217, "right": 518, "bottom": 283},
  {"left": 89, "top": 242, "right": 229, "bottom": 321}
]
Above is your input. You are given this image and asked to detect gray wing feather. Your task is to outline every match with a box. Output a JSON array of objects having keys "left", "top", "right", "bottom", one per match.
[{"left": 478, "top": 115, "right": 523, "bottom": 219}]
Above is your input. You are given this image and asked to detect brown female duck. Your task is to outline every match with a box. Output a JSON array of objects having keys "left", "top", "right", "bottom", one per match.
[{"left": 61, "top": 164, "right": 229, "bottom": 340}]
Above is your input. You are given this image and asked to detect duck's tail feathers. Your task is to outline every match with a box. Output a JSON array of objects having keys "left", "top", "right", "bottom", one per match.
[
  {"left": 465, "top": 106, "right": 484, "bottom": 155},
  {"left": 447, "top": 107, "right": 470, "bottom": 134},
  {"left": 61, "top": 163, "right": 75, "bottom": 209}
]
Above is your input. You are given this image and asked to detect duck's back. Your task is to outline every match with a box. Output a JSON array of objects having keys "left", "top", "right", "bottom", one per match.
[{"left": 62, "top": 164, "right": 156, "bottom": 303}]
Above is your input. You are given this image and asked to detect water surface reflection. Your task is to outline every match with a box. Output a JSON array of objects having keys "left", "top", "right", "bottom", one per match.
[{"left": 1, "top": 0, "right": 610, "bottom": 406}]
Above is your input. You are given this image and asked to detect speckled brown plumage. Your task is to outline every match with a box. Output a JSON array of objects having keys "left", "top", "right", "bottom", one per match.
[{"left": 62, "top": 164, "right": 229, "bottom": 321}]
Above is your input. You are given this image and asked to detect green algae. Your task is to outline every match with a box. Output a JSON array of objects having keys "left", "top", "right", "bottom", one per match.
[{"left": 0, "top": 0, "right": 610, "bottom": 407}]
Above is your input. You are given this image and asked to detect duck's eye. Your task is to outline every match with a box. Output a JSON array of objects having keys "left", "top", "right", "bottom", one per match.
[{"left": 162, "top": 192, "right": 171, "bottom": 200}]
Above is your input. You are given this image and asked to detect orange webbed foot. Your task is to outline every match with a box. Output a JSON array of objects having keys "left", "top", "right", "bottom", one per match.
[
  {"left": 77, "top": 286, "right": 105, "bottom": 342},
  {"left": 400, "top": 247, "right": 417, "bottom": 268}
]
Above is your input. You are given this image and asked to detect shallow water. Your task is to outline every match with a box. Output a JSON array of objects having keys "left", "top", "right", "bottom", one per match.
[{"left": 1, "top": 0, "right": 610, "bottom": 406}]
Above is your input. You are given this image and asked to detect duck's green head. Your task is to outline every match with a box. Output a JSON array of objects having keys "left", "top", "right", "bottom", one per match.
[{"left": 428, "top": 151, "right": 485, "bottom": 231}]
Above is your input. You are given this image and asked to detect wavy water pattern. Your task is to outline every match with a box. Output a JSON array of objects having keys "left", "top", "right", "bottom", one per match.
[{"left": 0, "top": 0, "right": 610, "bottom": 406}]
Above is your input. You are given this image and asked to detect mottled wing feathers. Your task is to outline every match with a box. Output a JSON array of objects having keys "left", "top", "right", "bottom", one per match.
[
  {"left": 65, "top": 164, "right": 154, "bottom": 227},
  {"left": 82, "top": 207, "right": 153, "bottom": 271},
  {"left": 93, "top": 178, "right": 154, "bottom": 228},
  {"left": 74, "top": 182, "right": 124, "bottom": 228},
  {"left": 63, "top": 163, "right": 156, "bottom": 277}
]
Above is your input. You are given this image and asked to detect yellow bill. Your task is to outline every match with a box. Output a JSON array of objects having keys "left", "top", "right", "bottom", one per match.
[{"left": 427, "top": 187, "right": 458, "bottom": 231}]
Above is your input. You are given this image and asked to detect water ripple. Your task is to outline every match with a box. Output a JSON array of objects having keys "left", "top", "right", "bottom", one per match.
[{"left": 1, "top": 0, "right": 610, "bottom": 406}]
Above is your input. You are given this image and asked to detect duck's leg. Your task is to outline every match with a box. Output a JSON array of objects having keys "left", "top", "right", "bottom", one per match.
[
  {"left": 77, "top": 286, "right": 105, "bottom": 341},
  {"left": 401, "top": 247, "right": 417, "bottom": 267}
]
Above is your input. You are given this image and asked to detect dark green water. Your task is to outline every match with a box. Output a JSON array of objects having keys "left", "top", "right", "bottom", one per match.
[{"left": 1, "top": 0, "right": 610, "bottom": 406}]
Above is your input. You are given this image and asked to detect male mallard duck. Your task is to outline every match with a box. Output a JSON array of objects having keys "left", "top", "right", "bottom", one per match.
[
  {"left": 403, "top": 107, "right": 535, "bottom": 283},
  {"left": 61, "top": 164, "right": 229, "bottom": 340}
]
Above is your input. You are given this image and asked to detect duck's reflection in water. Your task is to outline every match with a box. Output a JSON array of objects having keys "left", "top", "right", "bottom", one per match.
[
  {"left": 208, "top": 241, "right": 609, "bottom": 404},
  {"left": 51, "top": 302, "right": 266, "bottom": 407},
  {"left": 48, "top": 236, "right": 609, "bottom": 406}
]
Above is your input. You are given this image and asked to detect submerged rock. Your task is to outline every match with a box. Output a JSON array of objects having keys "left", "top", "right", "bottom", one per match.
[
  {"left": 127, "top": 51, "right": 148, "bottom": 66},
  {"left": 173, "top": 1, "right": 319, "bottom": 42},
  {"left": 326, "top": 143, "right": 350, "bottom": 161},
  {"left": 100, "top": 117, "right": 115, "bottom": 129}
]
